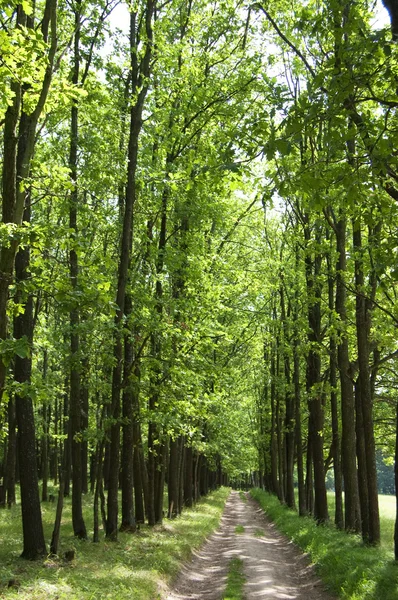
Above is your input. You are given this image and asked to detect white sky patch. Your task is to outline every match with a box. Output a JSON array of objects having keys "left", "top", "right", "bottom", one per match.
[
  {"left": 110, "top": 1, "right": 130, "bottom": 34},
  {"left": 373, "top": 0, "right": 390, "bottom": 29},
  {"left": 104, "top": 0, "right": 391, "bottom": 56}
]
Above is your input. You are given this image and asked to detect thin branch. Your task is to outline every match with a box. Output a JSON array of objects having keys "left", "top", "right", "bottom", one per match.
[{"left": 252, "top": 2, "right": 316, "bottom": 78}]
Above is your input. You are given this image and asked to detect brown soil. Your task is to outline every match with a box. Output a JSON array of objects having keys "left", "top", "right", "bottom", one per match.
[{"left": 163, "top": 490, "right": 336, "bottom": 600}]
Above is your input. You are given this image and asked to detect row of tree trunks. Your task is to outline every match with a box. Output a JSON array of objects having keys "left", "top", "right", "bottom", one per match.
[
  {"left": 106, "top": 0, "right": 155, "bottom": 541},
  {"left": 352, "top": 218, "right": 380, "bottom": 545},
  {"left": 0, "top": 0, "right": 58, "bottom": 559},
  {"left": 304, "top": 217, "right": 328, "bottom": 524},
  {"left": 335, "top": 215, "right": 361, "bottom": 533},
  {"left": 259, "top": 210, "right": 380, "bottom": 546}
]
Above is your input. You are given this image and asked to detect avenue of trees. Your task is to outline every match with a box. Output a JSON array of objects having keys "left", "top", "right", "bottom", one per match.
[{"left": 1, "top": 0, "right": 398, "bottom": 562}]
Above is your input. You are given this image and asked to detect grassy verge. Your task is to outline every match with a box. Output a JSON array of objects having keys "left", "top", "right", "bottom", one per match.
[
  {"left": 0, "top": 486, "right": 230, "bottom": 600},
  {"left": 222, "top": 558, "right": 246, "bottom": 600},
  {"left": 251, "top": 488, "right": 398, "bottom": 600}
]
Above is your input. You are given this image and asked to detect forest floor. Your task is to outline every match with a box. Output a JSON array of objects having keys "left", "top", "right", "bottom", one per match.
[{"left": 164, "top": 490, "right": 336, "bottom": 600}]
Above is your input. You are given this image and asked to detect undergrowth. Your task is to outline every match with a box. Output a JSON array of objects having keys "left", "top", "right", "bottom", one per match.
[
  {"left": 251, "top": 488, "right": 398, "bottom": 600},
  {"left": 0, "top": 486, "right": 230, "bottom": 600}
]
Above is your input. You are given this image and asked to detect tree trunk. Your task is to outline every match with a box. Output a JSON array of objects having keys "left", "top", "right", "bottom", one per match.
[
  {"left": 335, "top": 216, "right": 361, "bottom": 532},
  {"left": 270, "top": 347, "right": 280, "bottom": 498},
  {"left": 63, "top": 377, "right": 71, "bottom": 497},
  {"left": 0, "top": 0, "right": 57, "bottom": 405},
  {"left": 353, "top": 219, "right": 380, "bottom": 545},
  {"left": 155, "top": 439, "right": 167, "bottom": 524},
  {"left": 52, "top": 394, "right": 59, "bottom": 486},
  {"left": 69, "top": 0, "right": 86, "bottom": 541},
  {"left": 107, "top": 0, "right": 155, "bottom": 540},
  {"left": 50, "top": 441, "right": 67, "bottom": 556},
  {"left": 327, "top": 248, "right": 343, "bottom": 529},
  {"left": 355, "top": 379, "right": 369, "bottom": 540},
  {"left": 14, "top": 236, "right": 47, "bottom": 559},
  {"left": 168, "top": 437, "right": 179, "bottom": 518},
  {"left": 93, "top": 436, "right": 105, "bottom": 543},
  {"left": 41, "top": 401, "right": 49, "bottom": 503},
  {"left": 132, "top": 358, "right": 145, "bottom": 523},
  {"left": 184, "top": 445, "right": 193, "bottom": 507},
  {"left": 294, "top": 338, "right": 306, "bottom": 516},
  {"left": 305, "top": 428, "right": 314, "bottom": 515},
  {"left": 0, "top": 74, "right": 21, "bottom": 404},
  {"left": 147, "top": 417, "right": 157, "bottom": 526},
  {"left": 120, "top": 296, "right": 136, "bottom": 532},
  {"left": 304, "top": 218, "right": 328, "bottom": 524},
  {"left": 280, "top": 284, "right": 295, "bottom": 509},
  {"left": 5, "top": 398, "right": 17, "bottom": 507},
  {"left": 81, "top": 359, "right": 89, "bottom": 495},
  {"left": 178, "top": 437, "right": 185, "bottom": 512}
]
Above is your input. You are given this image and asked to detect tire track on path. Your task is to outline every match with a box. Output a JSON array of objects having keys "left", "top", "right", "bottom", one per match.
[{"left": 164, "top": 490, "right": 336, "bottom": 600}]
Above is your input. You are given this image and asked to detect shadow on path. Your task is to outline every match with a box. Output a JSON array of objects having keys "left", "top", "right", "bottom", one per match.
[{"left": 164, "top": 491, "right": 336, "bottom": 600}]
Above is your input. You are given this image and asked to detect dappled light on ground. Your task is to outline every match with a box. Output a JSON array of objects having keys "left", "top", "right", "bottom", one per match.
[{"left": 165, "top": 491, "right": 335, "bottom": 600}]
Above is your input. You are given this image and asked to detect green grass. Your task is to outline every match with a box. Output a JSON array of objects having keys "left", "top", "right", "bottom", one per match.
[
  {"left": 234, "top": 525, "right": 245, "bottom": 534},
  {"left": 251, "top": 488, "right": 398, "bottom": 600},
  {"left": 238, "top": 491, "right": 247, "bottom": 502},
  {"left": 254, "top": 528, "right": 265, "bottom": 537},
  {"left": 222, "top": 557, "right": 246, "bottom": 600},
  {"left": 0, "top": 486, "right": 230, "bottom": 599},
  {"left": 325, "top": 492, "right": 395, "bottom": 550}
]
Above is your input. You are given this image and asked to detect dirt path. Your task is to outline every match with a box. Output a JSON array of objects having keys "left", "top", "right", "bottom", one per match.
[{"left": 164, "top": 491, "right": 336, "bottom": 600}]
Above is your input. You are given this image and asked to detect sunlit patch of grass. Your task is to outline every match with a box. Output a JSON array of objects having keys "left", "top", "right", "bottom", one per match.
[
  {"left": 222, "top": 557, "right": 246, "bottom": 600},
  {"left": 326, "top": 491, "right": 395, "bottom": 551},
  {"left": 239, "top": 491, "right": 247, "bottom": 502},
  {"left": 252, "top": 488, "right": 398, "bottom": 600},
  {"left": 234, "top": 525, "right": 244, "bottom": 534},
  {"left": 0, "top": 486, "right": 230, "bottom": 599}
]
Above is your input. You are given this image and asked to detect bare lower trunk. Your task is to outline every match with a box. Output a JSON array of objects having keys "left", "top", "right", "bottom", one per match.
[
  {"left": 120, "top": 297, "right": 136, "bottom": 532},
  {"left": 327, "top": 248, "right": 343, "bottom": 529},
  {"left": 168, "top": 437, "right": 179, "bottom": 518},
  {"left": 336, "top": 217, "right": 360, "bottom": 532},
  {"left": 184, "top": 445, "right": 193, "bottom": 507},
  {"left": 353, "top": 220, "right": 380, "bottom": 545},
  {"left": 6, "top": 398, "right": 17, "bottom": 507},
  {"left": 50, "top": 446, "right": 66, "bottom": 555}
]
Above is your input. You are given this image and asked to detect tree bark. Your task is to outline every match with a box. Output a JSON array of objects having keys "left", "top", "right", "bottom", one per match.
[
  {"left": 120, "top": 295, "right": 136, "bottom": 532},
  {"left": 327, "top": 247, "right": 343, "bottom": 529},
  {"left": 68, "top": 0, "right": 87, "bottom": 541},
  {"left": 270, "top": 346, "right": 280, "bottom": 498},
  {"left": 107, "top": 0, "right": 155, "bottom": 539},
  {"left": 14, "top": 228, "right": 47, "bottom": 559},
  {"left": 168, "top": 437, "right": 179, "bottom": 518},
  {"left": 0, "top": 0, "right": 58, "bottom": 404},
  {"left": 50, "top": 442, "right": 67, "bottom": 556},
  {"left": 184, "top": 445, "right": 193, "bottom": 507},
  {"left": 335, "top": 216, "right": 361, "bottom": 532},
  {"left": 5, "top": 397, "right": 16, "bottom": 507},
  {"left": 280, "top": 284, "right": 295, "bottom": 509},
  {"left": 304, "top": 218, "right": 328, "bottom": 524},
  {"left": 132, "top": 358, "right": 145, "bottom": 523},
  {"left": 81, "top": 359, "right": 89, "bottom": 495},
  {"left": 352, "top": 219, "right": 380, "bottom": 545},
  {"left": 294, "top": 338, "right": 306, "bottom": 516}
]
